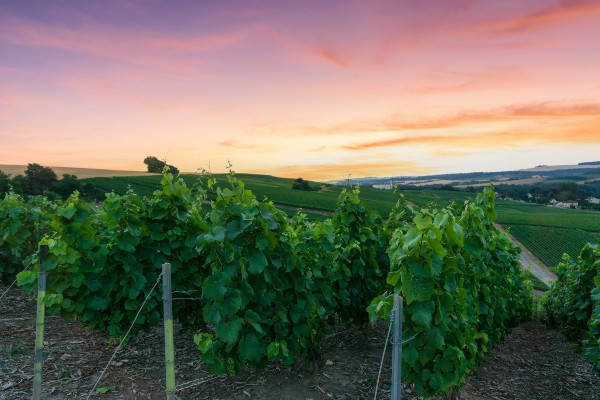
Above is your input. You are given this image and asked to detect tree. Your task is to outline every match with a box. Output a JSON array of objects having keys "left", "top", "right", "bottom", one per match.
[
  {"left": 144, "top": 156, "right": 179, "bottom": 174},
  {"left": 52, "top": 174, "right": 82, "bottom": 199},
  {"left": 23, "top": 163, "right": 58, "bottom": 195},
  {"left": 0, "top": 170, "right": 10, "bottom": 198},
  {"left": 292, "top": 178, "right": 313, "bottom": 191}
]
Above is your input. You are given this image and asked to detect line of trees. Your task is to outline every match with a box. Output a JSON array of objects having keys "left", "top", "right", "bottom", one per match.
[{"left": 0, "top": 163, "right": 104, "bottom": 200}]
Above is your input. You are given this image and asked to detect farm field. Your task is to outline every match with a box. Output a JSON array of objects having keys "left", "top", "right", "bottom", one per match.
[
  {"left": 493, "top": 202, "right": 600, "bottom": 266},
  {"left": 80, "top": 173, "right": 600, "bottom": 268}
]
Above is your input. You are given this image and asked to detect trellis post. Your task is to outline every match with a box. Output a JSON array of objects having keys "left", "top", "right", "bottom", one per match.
[
  {"left": 162, "top": 263, "right": 176, "bottom": 400},
  {"left": 391, "top": 295, "right": 403, "bottom": 400},
  {"left": 32, "top": 244, "right": 49, "bottom": 400}
]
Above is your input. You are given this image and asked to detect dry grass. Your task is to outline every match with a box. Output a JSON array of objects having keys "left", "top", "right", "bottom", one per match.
[{"left": 0, "top": 165, "right": 159, "bottom": 179}]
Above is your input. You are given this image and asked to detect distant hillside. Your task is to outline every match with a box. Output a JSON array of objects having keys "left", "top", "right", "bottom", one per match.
[
  {"left": 0, "top": 165, "right": 157, "bottom": 179},
  {"left": 342, "top": 163, "right": 600, "bottom": 188}
]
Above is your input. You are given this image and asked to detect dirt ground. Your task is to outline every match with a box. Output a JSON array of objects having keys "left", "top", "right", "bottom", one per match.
[{"left": 1, "top": 285, "right": 599, "bottom": 400}]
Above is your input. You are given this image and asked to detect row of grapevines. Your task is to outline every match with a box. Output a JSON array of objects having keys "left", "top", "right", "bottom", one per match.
[
  {"left": 15, "top": 172, "right": 209, "bottom": 336},
  {"left": 5, "top": 171, "right": 389, "bottom": 374},
  {"left": 0, "top": 193, "right": 54, "bottom": 283},
  {"left": 543, "top": 243, "right": 600, "bottom": 371},
  {"left": 369, "top": 187, "right": 532, "bottom": 395},
  {"left": 193, "top": 174, "right": 390, "bottom": 374}
]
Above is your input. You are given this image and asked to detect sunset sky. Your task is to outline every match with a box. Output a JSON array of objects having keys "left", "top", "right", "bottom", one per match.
[{"left": 1, "top": 0, "right": 600, "bottom": 181}]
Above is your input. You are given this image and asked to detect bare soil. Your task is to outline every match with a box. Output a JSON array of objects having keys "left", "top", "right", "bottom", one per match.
[{"left": 2, "top": 285, "right": 599, "bottom": 400}]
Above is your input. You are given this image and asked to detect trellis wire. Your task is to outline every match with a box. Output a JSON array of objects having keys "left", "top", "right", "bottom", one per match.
[
  {"left": 172, "top": 297, "right": 203, "bottom": 301},
  {"left": 0, "top": 259, "right": 33, "bottom": 302},
  {"left": 85, "top": 271, "right": 164, "bottom": 400},
  {"left": 373, "top": 306, "right": 395, "bottom": 400},
  {"left": 172, "top": 289, "right": 200, "bottom": 295},
  {"left": 176, "top": 376, "right": 220, "bottom": 392}
]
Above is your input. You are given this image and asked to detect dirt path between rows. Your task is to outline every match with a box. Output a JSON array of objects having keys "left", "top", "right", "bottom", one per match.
[
  {"left": 494, "top": 223, "right": 557, "bottom": 286},
  {"left": 460, "top": 321, "right": 600, "bottom": 399}
]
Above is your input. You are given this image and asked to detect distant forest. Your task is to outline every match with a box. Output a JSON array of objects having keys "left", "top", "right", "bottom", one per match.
[{"left": 579, "top": 161, "right": 600, "bottom": 166}]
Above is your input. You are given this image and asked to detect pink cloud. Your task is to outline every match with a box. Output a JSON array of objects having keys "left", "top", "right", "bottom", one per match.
[
  {"left": 0, "top": 11, "right": 263, "bottom": 76},
  {"left": 478, "top": 0, "right": 600, "bottom": 34}
]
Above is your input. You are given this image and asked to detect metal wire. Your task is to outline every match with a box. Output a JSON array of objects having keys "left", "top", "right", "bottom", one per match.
[
  {"left": 85, "top": 271, "right": 164, "bottom": 400},
  {"left": 0, "top": 260, "right": 33, "bottom": 302},
  {"left": 171, "top": 297, "right": 203, "bottom": 301},
  {"left": 373, "top": 307, "right": 396, "bottom": 400},
  {"left": 172, "top": 290, "right": 201, "bottom": 295},
  {"left": 390, "top": 331, "right": 420, "bottom": 346},
  {"left": 176, "top": 376, "right": 220, "bottom": 392}
]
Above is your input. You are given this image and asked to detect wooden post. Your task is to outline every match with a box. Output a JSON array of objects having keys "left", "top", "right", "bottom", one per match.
[
  {"left": 391, "top": 295, "right": 403, "bottom": 400},
  {"left": 162, "top": 263, "right": 176, "bottom": 400},
  {"left": 32, "top": 245, "right": 48, "bottom": 400}
]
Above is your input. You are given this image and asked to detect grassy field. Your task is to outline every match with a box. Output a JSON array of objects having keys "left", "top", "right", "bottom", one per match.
[{"left": 81, "top": 173, "right": 600, "bottom": 268}]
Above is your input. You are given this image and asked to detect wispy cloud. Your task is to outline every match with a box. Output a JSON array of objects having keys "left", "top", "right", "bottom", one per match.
[
  {"left": 478, "top": 0, "right": 600, "bottom": 34},
  {"left": 296, "top": 102, "right": 600, "bottom": 139},
  {"left": 218, "top": 139, "right": 279, "bottom": 153},
  {"left": 0, "top": 11, "right": 262, "bottom": 76}
]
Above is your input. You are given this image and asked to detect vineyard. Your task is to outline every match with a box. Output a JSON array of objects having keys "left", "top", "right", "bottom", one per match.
[
  {"left": 0, "top": 170, "right": 589, "bottom": 396},
  {"left": 505, "top": 225, "right": 599, "bottom": 268},
  {"left": 494, "top": 204, "right": 600, "bottom": 266},
  {"left": 79, "top": 173, "right": 600, "bottom": 270}
]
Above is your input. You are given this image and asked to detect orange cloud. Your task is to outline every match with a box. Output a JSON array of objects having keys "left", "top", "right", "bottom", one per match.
[
  {"left": 294, "top": 102, "right": 600, "bottom": 138},
  {"left": 342, "top": 116, "right": 600, "bottom": 151}
]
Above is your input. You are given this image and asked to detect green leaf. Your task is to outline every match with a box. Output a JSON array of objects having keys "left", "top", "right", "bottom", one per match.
[
  {"left": 280, "top": 340, "right": 289, "bottom": 357},
  {"left": 204, "top": 226, "right": 226, "bottom": 244},
  {"left": 216, "top": 317, "right": 243, "bottom": 344},
  {"left": 96, "top": 386, "right": 115, "bottom": 394},
  {"left": 401, "top": 261, "right": 434, "bottom": 304},
  {"left": 226, "top": 218, "right": 252, "bottom": 240},
  {"left": 88, "top": 296, "right": 108, "bottom": 311},
  {"left": 411, "top": 301, "right": 435, "bottom": 329},
  {"left": 203, "top": 276, "right": 227, "bottom": 302},
  {"left": 239, "top": 334, "right": 263, "bottom": 362},
  {"left": 266, "top": 342, "right": 279, "bottom": 358},
  {"left": 414, "top": 214, "right": 433, "bottom": 231},
  {"left": 249, "top": 251, "right": 268, "bottom": 274},
  {"left": 222, "top": 290, "right": 242, "bottom": 314},
  {"left": 16, "top": 270, "right": 35, "bottom": 286},
  {"left": 244, "top": 310, "right": 264, "bottom": 334},
  {"left": 402, "top": 227, "right": 421, "bottom": 249},
  {"left": 57, "top": 204, "right": 77, "bottom": 220},
  {"left": 403, "top": 343, "right": 418, "bottom": 365},
  {"left": 117, "top": 238, "right": 135, "bottom": 252}
]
